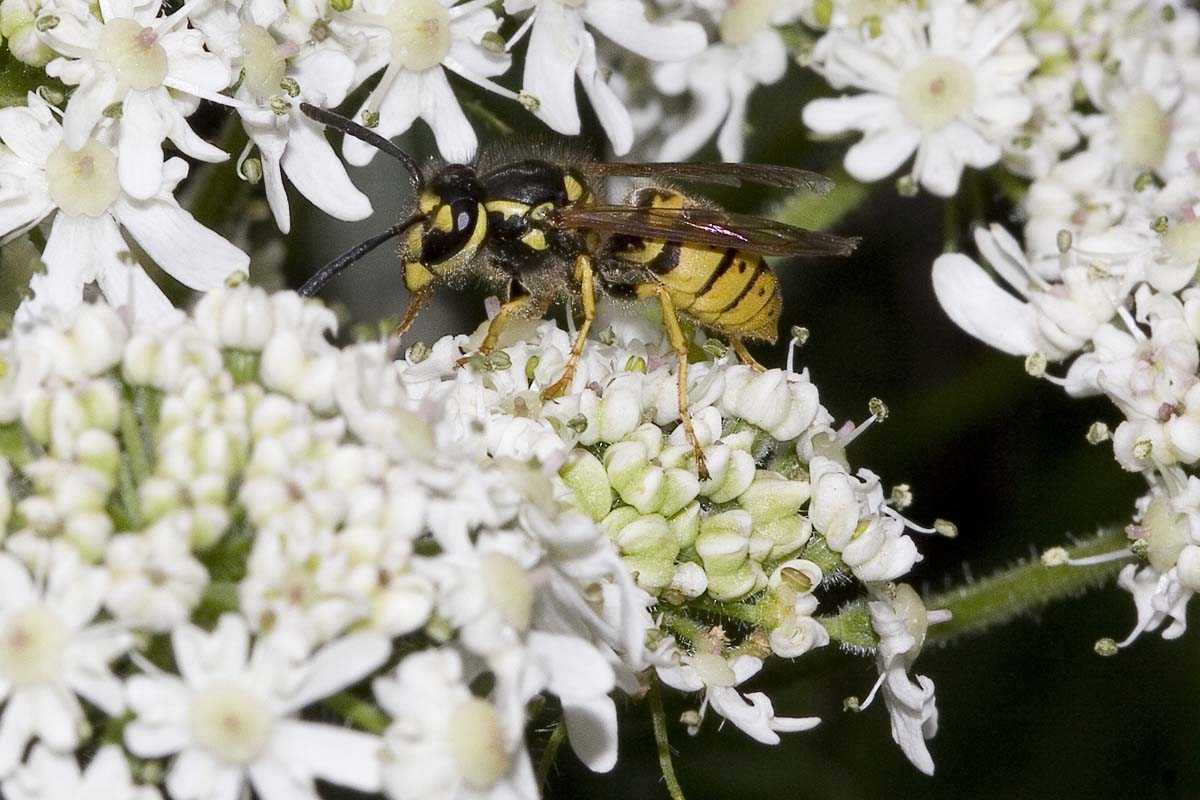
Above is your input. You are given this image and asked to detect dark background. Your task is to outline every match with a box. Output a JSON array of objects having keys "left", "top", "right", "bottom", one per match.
[{"left": 279, "top": 70, "right": 1199, "bottom": 799}]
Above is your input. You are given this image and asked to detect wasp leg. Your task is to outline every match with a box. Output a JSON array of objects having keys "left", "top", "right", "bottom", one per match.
[
  {"left": 636, "top": 283, "right": 710, "bottom": 480},
  {"left": 542, "top": 255, "right": 596, "bottom": 401},
  {"left": 395, "top": 290, "right": 432, "bottom": 339},
  {"left": 455, "top": 291, "right": 536, "bottom": 368},
  {"left": 731, "top": 337, "right": 767, "bottom": 373}
]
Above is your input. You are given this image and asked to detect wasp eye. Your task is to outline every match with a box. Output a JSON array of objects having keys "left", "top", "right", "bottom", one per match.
[{"left": 420, "top": 199, "right": 483, "bottom": 265}]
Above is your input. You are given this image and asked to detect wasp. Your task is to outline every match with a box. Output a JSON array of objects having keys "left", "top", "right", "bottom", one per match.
[{"left": 297, "top": 103, "right": 859, "bottom": 478}]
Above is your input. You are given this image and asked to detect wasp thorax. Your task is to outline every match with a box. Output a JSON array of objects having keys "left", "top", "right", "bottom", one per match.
[
  {"left": 97, "top": 17, "right": 168, "bottom": 90},
  {"left": 897, "top": 56, "right": 975, "bottom": 130},
  {"left": 719, "top": 0, "right": 776, "bottom": 46},
  {"left": 46, "top": 139, "right": 121, "bottom": 217},
  {"left": 240, "top": 24, "right": 287, "bottom": 100},
  {"left": 384, "top": 0, "right": 451, "bottom": 71}
]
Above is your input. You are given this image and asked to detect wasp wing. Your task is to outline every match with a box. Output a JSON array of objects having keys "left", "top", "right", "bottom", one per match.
[
  {"left": 549, "top": 205, "right": 860, "bottom": 258},
  {"left": 585, "top": 162, "right": 835, "bottom": 193}
]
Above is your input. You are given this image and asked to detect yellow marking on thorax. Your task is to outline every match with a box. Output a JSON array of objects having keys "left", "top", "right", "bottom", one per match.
[
  {"left": 484, "top": 199, "right": 529, "bottom": 219},
  {"left": 564, "top": 174, "right": 585, "bottom": 202},
  {"left": 520, "top": 228, "right": 547, "bottom": 250}
]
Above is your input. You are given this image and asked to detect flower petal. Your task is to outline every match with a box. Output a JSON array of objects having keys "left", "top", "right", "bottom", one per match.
[
  {"left": 420, "top": 66, "right": 478, "bottom": 162},
  {"left": 283, "top": 633, "right": 391, "bottom": 712},
  {"left": 115, "top": 187, "right": 249, "bottom": 290},
  {"left": 583, "top": 0, "right": 706, "bottom": 62},
  {"left": 524, "top": 3, "right": 583, "bottom": 136},
  {"left": 119, "top": 92, "right": 168, "bottom": 200},
  {"left": 61, "top": 73, "right": 118, "bottom": 151},
  {"left": 562, "top": 694, "right": 618, "bottom": 772},
  {"left": 932, "top": 252, "right": 1040, "bottom": 355},
  {"left": 576, "top": 34, "right": 631, "bottom": 155},
  {"left": 270, "top": 720, "right": 383, "bottom": 792}
]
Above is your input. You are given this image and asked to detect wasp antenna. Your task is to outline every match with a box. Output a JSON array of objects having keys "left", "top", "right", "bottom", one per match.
[
  {"left": 299, "top": 102, "right": 425, "bottom": 192},
  {"left": 299, "top": 214, "right": 426, "bottom": 297}
]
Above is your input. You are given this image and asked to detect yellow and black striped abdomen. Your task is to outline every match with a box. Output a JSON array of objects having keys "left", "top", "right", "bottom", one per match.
[{"left": 608, "top": 189, "right": 782, "bottom": 342}]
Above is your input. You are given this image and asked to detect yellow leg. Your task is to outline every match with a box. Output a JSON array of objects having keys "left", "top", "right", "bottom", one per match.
[
  {"left": 395, "top": 291, "right": 431, "bottom": 338},
  {"left": 542, "top": 255, "right": 596, "bottom": 401},
  {"left": 455, "top": 293, "right": 535, "bottom": 368},
  {"left": 636, "top": 283, "right": 709, "bottom": 480},
  {"left": 731, "top": 338, "right": 766, "bottom": 373}
]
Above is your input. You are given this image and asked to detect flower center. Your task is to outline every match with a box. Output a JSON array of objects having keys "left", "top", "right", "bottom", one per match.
[
  {"left": 1116, "top": 91, "right": 1170, "bottom": 168},
  {"left": 240, "top": 24, "right": 287, "bottom": 101},
  {"left": 448, "top": 697, "right": 509, "bottom": 791},
  {"left": 1143, "top": 494, "right": 1187, "bottom": 573},
  {"left": 0, "top": 606, "right": 67, "bottom": 686},
  {"left": 557, "top": 0, "right": 586, "bottom": 8},
  {"left": 719, "top": 0, "right": 776, "bottom": 46},
  {"left": 897, "top": 56, "right": 974, "bottom": 130},
  {"left": 97, "top": 17, "right": 169, "bottom": 91},
  {"left": 190, "top": 683, "right": 274, "bottom": 765},
  {"left": 1163, "top": 218, "right": 1200, "bottom": 266},
  {"left": 481, "top": 552, "right": 533, "bottom": 632},
  {"left": 45, "top": 140, "right": 121, "bottom": 218},
  {"left": 383, "top": 0, "right": 452, "bottom": 71}
]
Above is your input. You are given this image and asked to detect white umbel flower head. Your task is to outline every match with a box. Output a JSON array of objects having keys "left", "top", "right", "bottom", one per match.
[
  {"left": 124, "top": 614, "right": 390, "bottom": 800},
  {"left": 2, "top": 744, "right": 160, "bottom": 800},
  {"left": 0, "top": 546, "right": 132, "bottom": 774},
  {"left": 37, "top": 0, "right": 233, "bottom": 200},
  {"left": 0, "top": 94, "right": 248, "bottom": 324},
  {"left": 803, "top": 0, "right": 1036, "bottom": 196},
  {"left": 340, "top": 0, "right": 514, "bottom": 164},
  {"left": 505, "top": 0, "right": 707, "bottom": 155}
]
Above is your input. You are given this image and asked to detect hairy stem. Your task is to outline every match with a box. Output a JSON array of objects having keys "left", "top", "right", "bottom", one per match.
[
  {"left": 535, "top": 719, "right": 567, "bottom": 791},
  {"left": 925, "top": 528, "right": 1129, "bottom": 642},
  {"left": 648, "top": 677, "right": 686, "bottom": 800}
]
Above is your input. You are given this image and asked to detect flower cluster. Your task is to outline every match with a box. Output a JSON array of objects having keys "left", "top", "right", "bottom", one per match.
[
  {"left": 0, "top": 283, "right": 940, "bottom": 797},
  {"left": 927, "top": 2, "right": 1200, "bottom": 646}
]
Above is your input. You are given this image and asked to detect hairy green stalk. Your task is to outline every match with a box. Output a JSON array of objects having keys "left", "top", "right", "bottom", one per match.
[{"left": 925, "top": 528, "right": 1129, "bottom": 642}]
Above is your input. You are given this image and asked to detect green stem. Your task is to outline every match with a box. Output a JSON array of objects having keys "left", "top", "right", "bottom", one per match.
[
  {"left": 693, "top": 597, "right": 762, "bottom": 626},
  {"left": 658, "top": 608, "right": 704, "bottom": 643},
  {"left": 648, "top": 677, "right": 686, "bottom": 800},
  {"left": 942, "top": 197, "right": 960, "bottom": 253},
  {"left": 818, "top": 601, "right": 878, "bottom": 651},
  {"left": 323, "top": 691, "right": 390, "bottom": 735},
  {"left": 119, "top": 389, "right": 150, "bottom": 484},
  {"left": 535, "top": 719, "right": 567, "bottom": 791},
  {"left": 771, "top": 166, "right": 871, "bottom": 233},
  {"left": 925, "top": 528, "right": 1129, "bottom": 643}
]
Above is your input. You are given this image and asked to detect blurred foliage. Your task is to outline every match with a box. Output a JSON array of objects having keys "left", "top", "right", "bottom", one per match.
[{"left": 6, "top": 57, "right": 1194, "bottom": 800}]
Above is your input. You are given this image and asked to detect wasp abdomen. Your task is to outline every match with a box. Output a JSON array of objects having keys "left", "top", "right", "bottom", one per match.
[{"left": 605, "top": 188, "right": 782, "bottom": 343}]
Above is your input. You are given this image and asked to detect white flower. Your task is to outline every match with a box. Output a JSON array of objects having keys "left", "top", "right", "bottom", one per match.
[
  {"left": 38, "top": 0, "right": 233, "bottom": 199},
  {"left": 124, "top": 614, "right": 389, "bottom": 800},
  {"left": 803, "top": 0, "right": 1035, "bottom": 196},
  {"left": 340, "top": 0, "right": 513, "bottom": 164},
  {"left": 232, "top": 23, "right": 373, "bottom": 232},
  {"left": 505, "top": 0, "right": 707, "bottom": 155},
  {"left": 2, "top": 744, "right": 160, "bottom": 800},
  {"left": 656, "top": 651, "right": 820, "bottom": 744},
  {"left": 933, "top": 224, "right": 1136, "bottom": 361},
  {"left": 864, "top": 583, "right": 940, "bottom": 776},
  {"left": 0, "top": 547, "right": 131, "bottom": 774},
  {"left": 652, "top": 0, "right": 791, "bottom": 162},
  {"left": 374, "top": 648, "right": 538, "bottom": 800},
  {"left": 0, "top": 94, "right": 248, "bottom": 323},
  {"left": 103, "top": 514, "right": 209, "bottom": 632}
]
